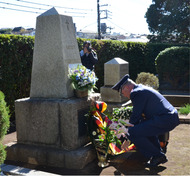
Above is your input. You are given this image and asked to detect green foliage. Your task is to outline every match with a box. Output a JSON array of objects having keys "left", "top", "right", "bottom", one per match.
[
  {"left": 0, "top": 91, "right": 10, "bottom": 140},
  {"left": 178, "top": 104, "right": 190, "bottom": 115},
  {"left": 136, "top": 72, "right": 159, "bottom": 90},
  {"left": 112, "top": 106, "right": 133, "bottom": 120},
  {"left": 0, "top": 91, "right": 10, "bottom": 167},
  {"left": 0, "top": 34, "right": 189, "bottom": 123},
  {"left": 155, "top": 46, "right": 190, "bottom": 90},
  {"left": 145, "top": 0, "right": 189, "bottom": 43},
  {"left": 0, "top": 144, "right": 6, "bottom": 170},
  {"left": 0, "top": 34, "right": 34, "bottom": 122},
  {"left": 0, "top": 28, "right": 12, "bottom": 34}
]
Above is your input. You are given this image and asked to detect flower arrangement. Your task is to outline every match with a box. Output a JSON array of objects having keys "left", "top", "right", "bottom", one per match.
[
  {"left": 86, "top": 101, "right": 135, "bottom": 167},
  {"left": 68, "top": 64, "right": 98, "bottom": 91},
  {"left": 112, "top": 106, "right": 133, "bottom": 120}
]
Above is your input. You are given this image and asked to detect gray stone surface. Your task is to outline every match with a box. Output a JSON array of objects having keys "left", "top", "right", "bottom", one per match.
[
  {"left": 100, "top": 86, "right": 128, "bottom": 103},
  {"left": 1, "top": 164, "right": 60, "bottom": 175},
  {"left": 30, "top": 7, "right": 81, "bottom": 98},
  {"left": 104, "top": 58, "right": 129, "bottom": 86},
  {"left": 101, "top": 57, "right": 129, "bottom": 103},
  {"left": 5, "top": 142, "right": 96, "bottom": 170},
  {"left": 15, "top": 97, "right": 93, "bottom": 150},
  {"left": 15, "top": 98, "right": 60, "bottom": 146}
]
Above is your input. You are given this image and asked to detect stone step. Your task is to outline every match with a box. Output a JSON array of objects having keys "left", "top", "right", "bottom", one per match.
[
  {"left": 163, "top": 95, "right": 190, "bottom": 107},
  {"left": 1, "top": 164, "right": 59, "bottom": 176}
]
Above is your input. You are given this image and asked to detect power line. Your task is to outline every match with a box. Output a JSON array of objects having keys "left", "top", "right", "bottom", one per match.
[
  {"left": 0, "top": 1, "right": 88, "bottom": 15},
  {"left": 0, "top": 6, "right": 86, "bottom": 17},
  {"left": 0, "top": 6, "right": 40, "bottom": 13},
  {"left": 80, "top": 21, "right": 97, "bottom": 31},
  {"left": 15, "top": 0, "right": 93, "bottom": 11},
  {"left": 107, "top": 19, "right": 131, "bottom": 33},
  {"left": 0, "top": 2, "right": 47, "bottom": 11}
]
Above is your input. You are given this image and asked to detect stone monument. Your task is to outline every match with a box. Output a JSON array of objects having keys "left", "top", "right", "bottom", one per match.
[
  {"left": 100, "top": 57, "right": 130, "bottom": 111},
  {"left": 6, "top": 8, "right": 100, "bottom": 169},
  {"left": 30, "top": 7, "right": 79, "bottom": 98}
]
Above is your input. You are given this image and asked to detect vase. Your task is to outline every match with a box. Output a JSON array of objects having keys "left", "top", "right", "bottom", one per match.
[
  {"left": 74, "top": 89, "right": 88, "bottom": 98},
  {"left": 96, "top": 151, "right": 109, "bottom": 167}
]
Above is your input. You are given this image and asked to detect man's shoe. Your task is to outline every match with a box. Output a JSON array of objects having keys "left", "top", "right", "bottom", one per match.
[{"left": 146, "top": 155, "right": 168, "bottom": 167}]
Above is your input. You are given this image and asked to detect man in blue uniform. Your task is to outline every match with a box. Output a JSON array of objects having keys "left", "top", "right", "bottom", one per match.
[{"left": 112, "top": 74, "right": 180, "bottom": 167}]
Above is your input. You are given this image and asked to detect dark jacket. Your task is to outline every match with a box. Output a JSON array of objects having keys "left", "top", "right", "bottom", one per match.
[{"left": 81, "top": 50, "right": 98, "bottom": 70}]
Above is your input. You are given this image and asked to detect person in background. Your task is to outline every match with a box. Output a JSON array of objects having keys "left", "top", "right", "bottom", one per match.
[
  {"left": 80, "top": 41, "right": 98, "bottom": 71},
  {"left": 112, "top": 74, "right": 180, "bottom": 167}
]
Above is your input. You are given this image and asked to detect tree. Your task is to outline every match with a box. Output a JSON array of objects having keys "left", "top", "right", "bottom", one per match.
[
  {"left": 145, "top": 0, "right": 190, "bottom": 43},
  {"left": 0, "top": 28, "right": 12, "bottom": 34}
]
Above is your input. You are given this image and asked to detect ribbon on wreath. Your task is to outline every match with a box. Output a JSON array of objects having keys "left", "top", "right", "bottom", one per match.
[{"left": 92, "top": 101, "right": 136, "bottom": 155}]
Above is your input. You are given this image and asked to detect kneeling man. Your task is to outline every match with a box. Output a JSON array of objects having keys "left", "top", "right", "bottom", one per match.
[{"left": 112, "top": 74, "right": 180, "bottom": 167}]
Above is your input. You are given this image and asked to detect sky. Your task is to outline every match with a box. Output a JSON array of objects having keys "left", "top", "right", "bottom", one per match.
[{"left": 0, "top": 0, "right": 152, "bottom": 34}]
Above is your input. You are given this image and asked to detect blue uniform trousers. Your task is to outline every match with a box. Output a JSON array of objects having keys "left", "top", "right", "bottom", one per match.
[{"left": 128, "top": 111, "right": 179, "bottom": 158}]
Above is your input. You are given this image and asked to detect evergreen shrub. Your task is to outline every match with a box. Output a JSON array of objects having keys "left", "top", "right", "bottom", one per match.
[
  {"left": 0, "top": 91, "right": 10, "bottom": 169},
  {"left": 0, "top": 34, "right": 34, "bottom": 122},
  {"left": 155, "top": 46, "right": 190, "bottom": 91},
  {"left": 135, "top": 72, "right": 159, "bottom": 90}
]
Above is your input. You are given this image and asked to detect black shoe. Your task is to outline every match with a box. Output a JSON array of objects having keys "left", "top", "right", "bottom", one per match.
[{"left": 146, "top": 155, "right": 168, "bottom": 167}]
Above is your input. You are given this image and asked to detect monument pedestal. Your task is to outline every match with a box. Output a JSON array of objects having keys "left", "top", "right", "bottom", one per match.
[
  {"left": 7, "top": 93, "right": 100, "bottom": 169},
  {"left": 6, "top": 142, "right": 96, "bottom": 169}
]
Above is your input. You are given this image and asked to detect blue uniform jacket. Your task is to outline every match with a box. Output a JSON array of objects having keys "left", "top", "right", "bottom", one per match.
[{"left": 129, "top": 84, "right": 176, "bottom": 125}]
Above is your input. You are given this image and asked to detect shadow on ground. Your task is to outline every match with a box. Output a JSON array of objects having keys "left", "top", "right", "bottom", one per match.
[{"left": 4, "top": 124, "right": 190, "bottom": 175}]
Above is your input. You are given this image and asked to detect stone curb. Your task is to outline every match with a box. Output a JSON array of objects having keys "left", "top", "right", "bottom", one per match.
[
  {"left": 1, "top": 164, "right": 60, "bottom": 176},
  {"left": 179, "top": 115, "right": 190, "bottom": 123}
]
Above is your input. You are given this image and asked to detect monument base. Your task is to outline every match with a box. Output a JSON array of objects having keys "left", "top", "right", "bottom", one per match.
[
  {"left": 5, "top": 142, "right": 96, "bottom": 169},
  {"left": 15, "top": 93, "right": 100, "bottom": 150},
  {"left": 13, "top": 93, "right": 100, "bottom": 169}
]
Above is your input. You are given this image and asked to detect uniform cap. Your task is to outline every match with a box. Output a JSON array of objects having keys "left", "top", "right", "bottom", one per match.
[{"left": 112, "top": 74, "right": 130, "bottom": 92}]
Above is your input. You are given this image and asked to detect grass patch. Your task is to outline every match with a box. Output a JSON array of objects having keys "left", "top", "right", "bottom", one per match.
[{"left": 178, "top": 104, "right": 190, "bottom": 115}]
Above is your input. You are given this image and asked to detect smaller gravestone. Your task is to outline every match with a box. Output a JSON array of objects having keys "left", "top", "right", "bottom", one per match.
[{"left": 101, "top": 57, "right": 129, "bottom": 103}]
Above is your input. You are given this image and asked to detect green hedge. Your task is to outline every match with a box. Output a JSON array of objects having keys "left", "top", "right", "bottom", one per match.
[
  {"left": 0, "top": 34, "right": 189, "bottom": 123},
  {"left": 0, "top": 34, "right": 34, "bottom": 121},
  {"left": 0, "top": 91, "right": 10, "bottom": 169},
  {"left": 155, "top": 46, "right": 190, "bottom": 91}
]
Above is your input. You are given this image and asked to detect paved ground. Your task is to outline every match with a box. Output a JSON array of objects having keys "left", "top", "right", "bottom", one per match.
[{"left": 2, "top": 115, "right": 190, "bottom": 175}]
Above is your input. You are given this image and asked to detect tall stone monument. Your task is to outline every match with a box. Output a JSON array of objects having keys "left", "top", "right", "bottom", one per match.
[
  {"left": 30, "top": 7, "right": 79, "bottom": 98},
  {"left": 6, "top": 8, "right": 99, "bottom": 169}
]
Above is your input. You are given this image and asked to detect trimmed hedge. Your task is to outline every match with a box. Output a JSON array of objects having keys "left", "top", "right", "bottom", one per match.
[
  {"left": 155, "top": 46, "right": 190, "bottom": 91},
  {"left": 0, "top": 91, "right": 10, "bottom": 169},
  {"left": 0, "top": 34, "right": 189, "bottom": 123},
  {"left": 0, "top": 34, "right": 34, "bottom": 121}
]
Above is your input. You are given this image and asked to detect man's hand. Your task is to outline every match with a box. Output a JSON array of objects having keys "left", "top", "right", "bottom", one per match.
[
  {"left": 127, "top": 122, "right": 134, "bottom": 127},
  {"left": 121, "top": 140, "right": 130, "bottom": 151}
]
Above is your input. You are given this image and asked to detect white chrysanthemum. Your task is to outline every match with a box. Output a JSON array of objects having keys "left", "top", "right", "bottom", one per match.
[{"left": 92, "top": 131, "right": 96, "bottom": 136}]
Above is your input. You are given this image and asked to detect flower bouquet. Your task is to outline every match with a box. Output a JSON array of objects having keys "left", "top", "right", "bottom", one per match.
[
  {"left": 86, "top": 101, "right": 135, "bottom": 167},
  {"left": 68, "top": 65, "right": 98, "bottom": 92}
]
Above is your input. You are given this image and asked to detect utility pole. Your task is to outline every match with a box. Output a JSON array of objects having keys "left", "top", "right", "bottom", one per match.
[
  {"left": 97, "top": 0, "right": 101, "bottom": 39},
  {"left": 97, "top": 1, "right": 112, "bottom": 39}
]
